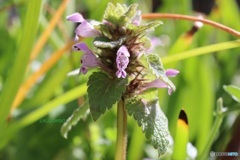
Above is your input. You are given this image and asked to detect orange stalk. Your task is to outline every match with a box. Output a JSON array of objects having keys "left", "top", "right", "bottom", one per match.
[
  {"left": 11, "top": 41, "right": 74, "bottom": 113},
  {"left": 30, "top": 0, "right": 70, "bottom": 61},
  {"left": 142, "top": 13, "right": 240, "bottom": 38}
]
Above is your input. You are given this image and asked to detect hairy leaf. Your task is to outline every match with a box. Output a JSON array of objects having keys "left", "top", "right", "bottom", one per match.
[
  {"left": 129, "top": 20, "right": 162, "bottom": 36},
  {"left": 126, "top": 98, "right": 170, "bottom": 156},
  {"left": 119, "top": 3, "right": 138, "bottom": 26},
  {"left": 138, "top": 36, "right": 151, "bottom": 50},
  {"left": 136, "top": 21, "right": 162, "bottom": 33},
  {"left": 103, "top": 3, "right": 126, "bottom": 25},
  {"left": 147, "top": 54, "right": 165, "bottom": 76},
  {"left": 93, "top": 37, "right": 126, "bottom": 49},
  {"left": 97, "top": 24, "right": 113, "bottom": 39},
  {"left": 87, "top": 72, "right": 127, "bottom": 120},
  {"left": 224, "top": 85, "right": 240, "bottom": 103},
  {"left": 147, "top": 54, "right": 176, "bottom": 92},
  {"left": 124, "top": 4, "right": 138, "bottom": 19},
  {"left": 61, "top": 103, "right": 89, "bottom": 139}
]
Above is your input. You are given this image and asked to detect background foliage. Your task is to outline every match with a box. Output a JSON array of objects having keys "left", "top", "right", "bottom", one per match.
[{"left": 0, "top": 0, "right": 239, "bottom": 159}]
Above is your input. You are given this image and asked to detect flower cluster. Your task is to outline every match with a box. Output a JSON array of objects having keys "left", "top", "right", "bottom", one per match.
[{"left": 67, "top": 3, "right": 179, "bottom": 96}]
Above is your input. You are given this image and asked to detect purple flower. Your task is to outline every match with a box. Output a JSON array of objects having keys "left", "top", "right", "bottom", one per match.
[
  {"left": 132, "top": 11, "right": 141, "bottom": 26},
  {"left": 66, "top": 13, "right": 100, "bottom": 38},
  {"left": 117, "top": 45, "right": 130, "bottom": 57},
  {"left": 66, "top": 13, "right": 84, "bottom": 22},
  {"left": 116, "top": 70, "right": 127, "bottom": 78},
  {"left": 73, "top": 43, "right": 99, "bottom": 74},
  {"left": 116, "top": 45, "right": 130, "bottom": 78},
  {"left": 75, "top": 20, "right": 100, "bottom": 37},
  {"left": 165, "top": 69, "right": 179, "bottom": 77},
  {"left": 144, "top": 79, "right": 173, "bottom": 95},
  {"left": 148, "top": 37, "right": 163, "bottom": 52},
  {"left": 142, "top": 69, "right": 179, "bottom": 95}
]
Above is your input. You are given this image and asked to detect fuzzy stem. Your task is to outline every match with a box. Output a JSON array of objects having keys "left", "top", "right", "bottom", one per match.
[
  {"left": 115, "top": 99, "right": 127, "bottom": 160},
  {"left": 142, "top": 13, "right": 240, "bottom": 38}
]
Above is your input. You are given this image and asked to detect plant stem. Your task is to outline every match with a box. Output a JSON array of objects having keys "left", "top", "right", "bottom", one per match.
[
  {"left": 198, "top": 115, "right": 223, "bottom": 159},
  {"left": 142, "top": 13, "right": 240, "bottom": 38},
  {"left": 115, "top": 99, "right": 127, "bottom": 160},
  {"left": 198, "top": 98, "right": 224, "bottom": 159}
]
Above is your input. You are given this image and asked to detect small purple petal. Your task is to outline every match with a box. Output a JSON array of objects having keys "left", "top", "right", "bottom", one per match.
[
  {"left": 72, "top": 43, "right": 91, "bottom": 52},
  {"left": 73, "top": 43, "right": 99, "bottom": 72},
  {"left": 142, "top": 79, "right": 174, "bottom": 94},
  {"left": 75, "top": 20, "right": 100, "bottom": 37},
  {"left": 116, "top": 54, "right": 129, "bottom": 69},
  {"left": 117, "top": 45, "right": 130, "bottom": 57},
  {"left": 72, "top": 44, "right": 81, "bottom": 51},
  {"left": 66, "top": 13, "right": 84, "bottom": 23},
  {"left": 165, "top": 69, "right": 179, "bottom": 77},
  {"left": 115, "top": 46, "right": 130, "bottom": 78},
  {"left": 80, "top": 66, "right": 88, "bottom": 74},
  {"left": 81, "top": 52, "right": 98, "bottom": 68},
  {"left": 145, "top": 79, "right": 168, "bottom": 89},
  {"left": 116, "top": 70, "right": 127, "bottom": 78},
  {"left": 152, "top": 37, "right": 163, "bottom": 46}
]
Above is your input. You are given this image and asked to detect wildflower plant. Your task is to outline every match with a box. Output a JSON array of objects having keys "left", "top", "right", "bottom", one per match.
[{"left": 62, "top": 3, "right": 179, "bottom": 158}]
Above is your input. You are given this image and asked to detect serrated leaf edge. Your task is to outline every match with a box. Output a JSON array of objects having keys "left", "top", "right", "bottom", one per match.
[{"left": 61, "top": 103, "right": 89, "bottom": 139}]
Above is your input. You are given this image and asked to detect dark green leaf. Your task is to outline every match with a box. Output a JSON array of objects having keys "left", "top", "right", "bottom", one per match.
[
  {"left": 147, "top": 54, "right": 176, "bottom": 92},
  {"left": 61, "top": 103, "right": 89, "bottom": 139},
  {"left": 97, "top": 24, "right": 113, "bottom": 39},
  {"left": 223, "top": 85, "right": 240, "bottom": 103},
  {"left": 87, "top": 72, "right": 127, "bottom": 120},
  {"left": 126, "top": 98, "right": 170, "bottom": 156}
]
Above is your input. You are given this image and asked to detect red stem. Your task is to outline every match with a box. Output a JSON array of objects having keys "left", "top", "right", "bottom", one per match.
[{"left": 142, "top": 13, "right": 240, "bottom": 38}]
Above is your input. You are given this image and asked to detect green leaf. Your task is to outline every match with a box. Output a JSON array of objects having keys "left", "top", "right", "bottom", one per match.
[
  {"left": 61, "top": 103, "right": 89, "bottom": 139},
  {"left": 129, "top": 20, "right": 162, "bottom": 36},
  {"left": 224, "top": 85, "right": 240, "bottom": 103},
  {"left": 0, "top": 0, "right": 43, "bottom": 128},
  {"left": 96, "top": 24, "right": 113, "bottom": 39},
  {"left": 138, "top": 36, "right": 151, "bottom": 50},
  {"left": 162, "top": 40, "right": 240, "bottom": 64},
  {"left": 147, "top": 54, "right": 164, "bottom": 76},
  {"left": 87, "top": 72, "right": 127, "bottom": 120},
  {"left": 147, "top": 54, "right": 176, "bottom": 92},
  {"left": 126, "top": 98, "right": 170, "bottom": 156},
  {"left": 93, "top": 37, "right": 125, "bottom": 49},
  {"left": 116, "top": 3, "right": 127, "bottom": 13},
  {"left": 124, "top": 4, "right": 138, "bottom": 19},
  {"left": 119, "top": 3, "right": 138, "bottom": 26},
  {"left": 103, "top": 3, "right": 126, "bottom": 25}
]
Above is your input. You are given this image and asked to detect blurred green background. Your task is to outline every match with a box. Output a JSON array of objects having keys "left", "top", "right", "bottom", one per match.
[{"left": 0, "top": 0, "right": 239, "bottom": 159}]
